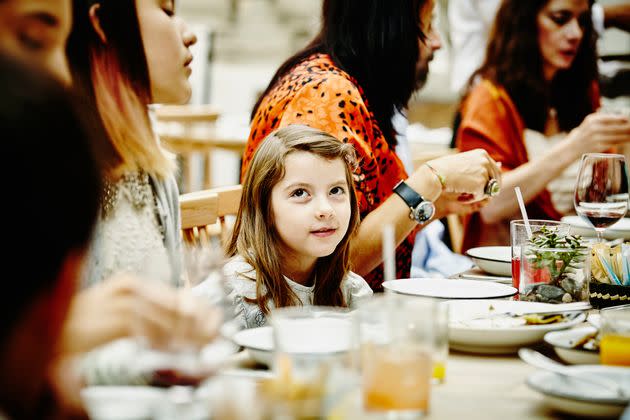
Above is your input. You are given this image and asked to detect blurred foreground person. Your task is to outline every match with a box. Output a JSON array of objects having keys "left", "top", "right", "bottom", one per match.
[{"left": 0, "top": 52, "right": 100, "bottom": 419}]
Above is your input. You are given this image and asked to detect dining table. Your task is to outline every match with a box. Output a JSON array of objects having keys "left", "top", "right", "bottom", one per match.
[{"left": 219, "top": 341, "right": 595, "bottom": 419}]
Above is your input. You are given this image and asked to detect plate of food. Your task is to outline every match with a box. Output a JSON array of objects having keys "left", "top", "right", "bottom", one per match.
[
  {"left": 447, "top": 300, "right": 588, "bottom": 354},
  {"left": 527, "top": 365, "right": 630, "bottom": 418},
  {"left": 382, "top": 278, "right": 517, "bottom": 299},
  {"left": 465, "top": 246, "right": 512, "bottom": 277},
  {"left": 561, "top": 216, "right": 630, "bottom": 240},
  {"left": 544, "top": 325, "right": 600, "bottom": 365},
  {"left": 232, "top": 316, "right": 353, "bottom": 366}
]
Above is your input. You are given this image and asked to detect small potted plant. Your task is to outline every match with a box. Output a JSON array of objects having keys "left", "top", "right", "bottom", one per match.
[{"left": 520, "top": 227, "right": 589, "bottom": 303}]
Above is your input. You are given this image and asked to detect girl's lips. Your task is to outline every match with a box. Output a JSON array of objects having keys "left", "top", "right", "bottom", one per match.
[{"left": 311, "top": 228, "right": 337, "bottom": 238}]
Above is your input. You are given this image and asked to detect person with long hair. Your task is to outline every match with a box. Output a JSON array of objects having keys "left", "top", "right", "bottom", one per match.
[
  {"left": 226, "top": 125, "right": 372, "bottom": 328},
  {"left": 456, "top": 0, "right": 630, "bottom": 250},
  {"left": 243, "top": 0, "right": 502, "bottom": 292},
  {"left": 67, "top": 0, "right": 197, "bottom": 287}
]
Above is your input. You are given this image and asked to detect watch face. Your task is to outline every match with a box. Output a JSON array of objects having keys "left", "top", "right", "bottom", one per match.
[{"left": 411, "top": 201, "right": 435, "bottom": 223}]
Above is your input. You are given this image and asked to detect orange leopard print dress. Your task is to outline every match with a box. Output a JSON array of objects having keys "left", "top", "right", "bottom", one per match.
[{"left": 243, "top": 53, "right": 414, "bottom": 292}]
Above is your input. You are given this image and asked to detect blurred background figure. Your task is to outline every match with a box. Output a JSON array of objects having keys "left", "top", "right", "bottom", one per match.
[
  {"left": 448, "top": 0, "right": 630, "bottom": 95},
  {"left": 455, "top": 0, "right": 630, "bottom": 250}
]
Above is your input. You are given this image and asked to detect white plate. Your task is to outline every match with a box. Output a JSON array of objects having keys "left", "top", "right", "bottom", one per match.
[
  {"left": 232, "top": 317, "right": 353, "bottom": 366},
  {"left": 447, "top": 300, "right": 587, "bottom": 354},
  {"left": 383, "top": 278, "right": 517, "bottom": 299},
  {"left": 544, "top": 326, "right": 600, "bottom": 365},
  {"left": 561, "top": 216, "right": 630, "bottom": 240},
  {"left": 81, "top": 386, "right": 166, "bottom": 420},
  {"left": 527, "top": 365, "right": 630, "bottom": 418},
  {"left": 465, "top": 246, "right": 512, "bottom": 277}
]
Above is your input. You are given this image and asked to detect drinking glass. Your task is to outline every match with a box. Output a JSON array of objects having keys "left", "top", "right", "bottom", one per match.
[
  {"left": 151, "top": 240, "right": 232, "bottom": 386},
  {"left": 600, "top": 304, "right": 630, "bottom": 366},
  {"left": 574, "top": 153, "right": 629, "bottom": 242},
  {"left": 510, "top": 220, "right": 570, "bottom": 291},
  {"left": 268, "top": 306, "right": 354, "bottom": 419},
  {"left": 354, "top": 294, "right": 434, "bottom": 417}
]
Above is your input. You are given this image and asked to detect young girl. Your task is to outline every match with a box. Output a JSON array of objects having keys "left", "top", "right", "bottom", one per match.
[{"left": 226, "top": 125, "right": 373, "bottom": 329}]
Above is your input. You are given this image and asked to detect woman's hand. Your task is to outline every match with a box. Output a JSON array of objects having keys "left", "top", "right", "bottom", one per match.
[
  {"left": 416, "top": 149, "right": 502, "bottom": 202},
  {"left": 59, "top": 274, "right": 221, "bottom": 355},
  {"left": 567, "top": 112, "right": 630, "bottom": 156},
  {"left": 434, "top": 193, "right": 490, "bottom": 219}
]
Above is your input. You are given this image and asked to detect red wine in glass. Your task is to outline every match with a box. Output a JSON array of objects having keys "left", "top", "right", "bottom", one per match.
[{"left": 574, "top": 153, "right": 629, "bottom": 242}]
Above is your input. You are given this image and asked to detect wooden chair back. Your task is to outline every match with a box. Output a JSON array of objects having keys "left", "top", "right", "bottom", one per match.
[{"left": 180, "top": 184, "right": 242, "bottom": 246}]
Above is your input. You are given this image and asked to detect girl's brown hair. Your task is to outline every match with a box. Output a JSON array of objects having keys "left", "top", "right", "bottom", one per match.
[
  {"left": 226, "top": 125, "right": 360, "bottom": 313},
  {"left": 67, "top": 0, "right": 175, "bottom": 179},
  {"left": 469, "top": 0, "right": 597, "bottom": 133}
]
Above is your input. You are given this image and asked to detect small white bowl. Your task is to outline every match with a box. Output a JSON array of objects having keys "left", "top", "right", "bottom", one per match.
[
  {"left": 465, "top": 246, "right": 512, "bottom": 277},
  {"left": 544, "top": 326, "right": 600, "bottom": 365},
  {"left": 81, "top": 386, "right": 166, "bottom": 420}
]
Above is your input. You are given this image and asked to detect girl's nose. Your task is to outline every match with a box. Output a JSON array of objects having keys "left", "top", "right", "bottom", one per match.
[{"left": 316, "top": 199, "right": 334, "bottom": 219}]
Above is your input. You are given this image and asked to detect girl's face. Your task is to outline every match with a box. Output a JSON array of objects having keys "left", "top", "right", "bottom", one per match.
[
  {"left": 536, "top": 0, "right": 589, "bottom": 81},
  {"left": 0, "top": 0, "right": 72, "bottom": 84},
  {"left": 271, "top": 152, "right": 352, "bottom": 271},
  {"left": 135, "top": 0, "right": 196, "bottom": 104}
]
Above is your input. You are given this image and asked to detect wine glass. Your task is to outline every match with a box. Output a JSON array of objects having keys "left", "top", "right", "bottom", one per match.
[
  {"left": 574, "top": 153, "right": 629, "bottom": 242},
  {"left": 151, "top": 239, "right": 235, "bottom": 387}
]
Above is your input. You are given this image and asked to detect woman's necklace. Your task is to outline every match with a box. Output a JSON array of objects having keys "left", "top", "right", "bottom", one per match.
[{"left": 101, "top": 171, "right": 154, "bottom": 218}]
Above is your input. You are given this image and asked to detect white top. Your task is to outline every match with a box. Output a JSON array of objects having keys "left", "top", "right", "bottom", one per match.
[
  {"left": 448, "top": 0, "right": 605, "bottom": 94},
  {"left": 523, "top": 129, "right": 579, "bottom": 215},
  {"left": 224, "top": 255, "right": 372, "bottom": 329},
  {"left": 85, "top": 176, "right": 172, "bottom": 286}
]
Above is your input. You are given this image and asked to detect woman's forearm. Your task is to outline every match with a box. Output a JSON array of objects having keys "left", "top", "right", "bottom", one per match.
[{"left": 350, "top": 165, "right": 441, "bottom": 276}]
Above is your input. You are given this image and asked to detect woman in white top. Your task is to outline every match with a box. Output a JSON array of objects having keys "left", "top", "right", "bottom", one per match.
[{"left": 225, "top": 125, "right": 373, "bottom": 329}]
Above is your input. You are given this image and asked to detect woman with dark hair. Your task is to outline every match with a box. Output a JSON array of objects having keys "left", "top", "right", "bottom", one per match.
[
  {"left": 244, "top": 0, "right": 501, "bottom": 291},
  {"left": 456, "top": 0, "right": 630, "bottom": 250},
  {"left": 67, "top": 0, "right": 196, "bottom": 287}
]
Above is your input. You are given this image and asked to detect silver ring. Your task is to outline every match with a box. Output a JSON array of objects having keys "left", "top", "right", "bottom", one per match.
[{"left": 484, "top": 178, "right": 500, "bottom": 197}]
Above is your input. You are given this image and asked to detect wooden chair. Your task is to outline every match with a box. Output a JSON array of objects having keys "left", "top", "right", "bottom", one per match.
[{"left": 180, "top": 184, "right": 242, "bottom": 247}]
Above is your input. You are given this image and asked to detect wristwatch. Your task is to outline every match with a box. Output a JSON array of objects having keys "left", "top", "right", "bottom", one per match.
[{"left": 393, "top": 180, "right": 435, "bottom": 224}]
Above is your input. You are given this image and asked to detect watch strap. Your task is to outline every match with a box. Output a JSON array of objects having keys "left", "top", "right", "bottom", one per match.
[{"left": 393, "top": 180, "right": 424, "bottom": 208}]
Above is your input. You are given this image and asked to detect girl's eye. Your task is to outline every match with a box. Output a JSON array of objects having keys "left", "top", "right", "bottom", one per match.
[
  {"left": 291, "top": 188, "right": 308, "bottom": 198},
  {"left": 330, "top": 186, "right": 345, "bottom": 196},
  {"left": 162, "top": 8, "right": 174, "bottom": 16}
]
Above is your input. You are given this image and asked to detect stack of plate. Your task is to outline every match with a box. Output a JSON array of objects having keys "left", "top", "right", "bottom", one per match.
[{"left": 465, "top": 246, "right": 512, "bottom": 277}]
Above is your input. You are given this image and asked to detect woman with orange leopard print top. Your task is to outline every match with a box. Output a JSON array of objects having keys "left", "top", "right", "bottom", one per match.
[{"left": 244, "top": 0, "right": 502, "bottom": 291}]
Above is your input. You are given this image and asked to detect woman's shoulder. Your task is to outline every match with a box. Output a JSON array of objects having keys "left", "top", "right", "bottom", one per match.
[
  {"left": 284, "top": 54, "right": 362, "bottom": 98},
  {"left": 465, "top": 79, "right": 512, "bottom": 107}
]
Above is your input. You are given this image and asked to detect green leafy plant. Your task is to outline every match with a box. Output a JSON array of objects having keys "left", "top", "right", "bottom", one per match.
[{"left": 521, "top": 226, "right": 588, "bottom": 303}]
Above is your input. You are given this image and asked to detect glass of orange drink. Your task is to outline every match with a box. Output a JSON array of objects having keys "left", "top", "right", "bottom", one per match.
[
  {"left": 354, "top": 294, "right": 435, "bottom": 417},
  {"left": 600, "top": 304, "right": 630, "bottom": 366}
]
